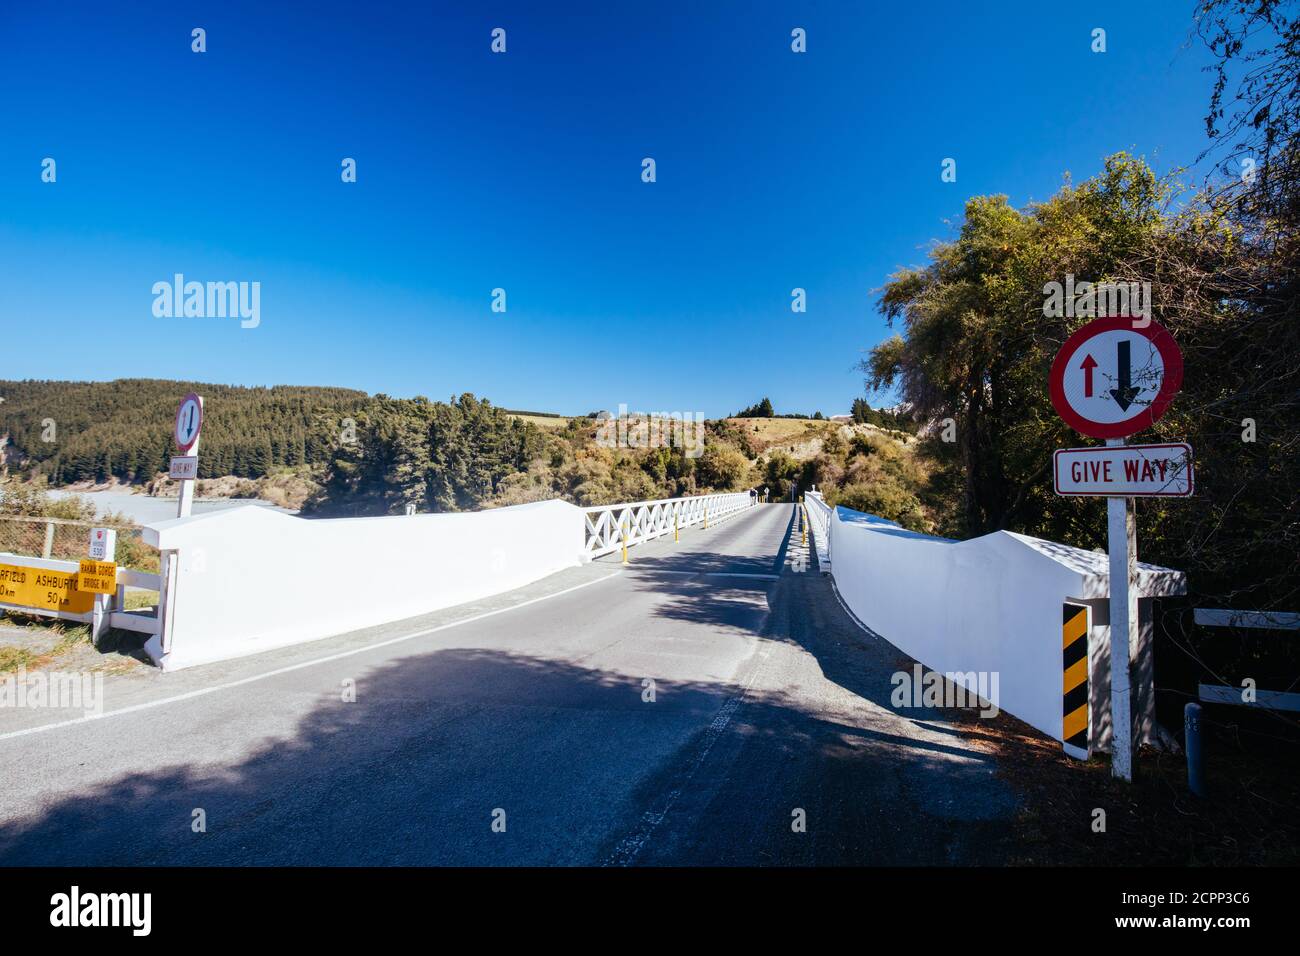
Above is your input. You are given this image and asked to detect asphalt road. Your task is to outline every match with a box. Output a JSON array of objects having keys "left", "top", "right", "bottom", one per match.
[{"left": 0, "top": 503, "right": 1015, "bottom": 865}]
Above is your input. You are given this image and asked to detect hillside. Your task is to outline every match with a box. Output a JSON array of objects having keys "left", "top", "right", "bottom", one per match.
[
  {"left": 728, "top": 416, "right": 915, "bottom": 459},
  {"left": 0, "top": 379, "right": 369, "bottom": 484},
  {"left": 0, "top": 380, "right": 934, "bottom": 529}
]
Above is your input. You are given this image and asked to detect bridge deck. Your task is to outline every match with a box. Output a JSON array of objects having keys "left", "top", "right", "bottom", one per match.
[{"left": 0, "top": 503, "right": 1014, "bottom": 865}]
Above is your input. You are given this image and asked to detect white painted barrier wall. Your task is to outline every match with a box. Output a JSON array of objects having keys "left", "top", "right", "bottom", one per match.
[
  {"left": 806, "top": 493, "right": 1185, "bottom": 744},
  {"left": 142, "top": 499, "right": 584, "bottom": 671}
]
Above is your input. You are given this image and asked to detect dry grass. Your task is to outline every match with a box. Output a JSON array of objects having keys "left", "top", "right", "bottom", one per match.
[
  {"left": 508, "top": 413, "right": 573, "bottom": 430},
  {"left": 728, "top": 417, "right": 914, "bottom": 461},
  {"left": 0, "top": 604, "right": 155, "bottom": 677},
  {"left": 146, "top": 468, "right": 320, "bottom": 510},
  {"left": 943, "top": 703, "right": 1300, "bottom": 866},
  {"left": 0, "top": 616, "right": 92, "bottom": 676}
]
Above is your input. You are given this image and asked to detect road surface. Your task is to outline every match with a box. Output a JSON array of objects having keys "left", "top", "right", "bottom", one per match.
[{"left": 0, "top": 504, "right": 1015, "bottom": 865}]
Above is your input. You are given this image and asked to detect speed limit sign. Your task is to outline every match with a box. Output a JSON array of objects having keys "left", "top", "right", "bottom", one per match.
[{"left": 175, "top": 393, "right": 203, "bottom": 451}]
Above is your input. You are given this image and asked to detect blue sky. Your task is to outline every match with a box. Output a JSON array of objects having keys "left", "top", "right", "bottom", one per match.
[{"left": 1, "top": 1, "right": 1218, "bottom": 417}]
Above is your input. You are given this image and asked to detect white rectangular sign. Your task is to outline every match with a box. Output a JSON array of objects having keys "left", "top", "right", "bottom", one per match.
[
  {"left": 87, "top": 527, "right": 118, "bottom": 561},
  {"left": 1054, "top": 443, "right": 1193, "bottom": 497},
  {"left": 169, "top": 455, "right": 199, "bottom": 480}
]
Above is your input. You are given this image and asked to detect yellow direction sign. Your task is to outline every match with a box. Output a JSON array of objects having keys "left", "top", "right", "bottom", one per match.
[
  {"left": 0, "top": 563, "right": 94, "bottom": 614},
  {"left": 78, "top": 560, "right": 118, "bottom": 595}
]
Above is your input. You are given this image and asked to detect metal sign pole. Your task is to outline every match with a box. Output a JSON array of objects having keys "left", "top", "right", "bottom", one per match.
[{"left": 1105, "top": 436, "right": 1134, "bottom": 781}]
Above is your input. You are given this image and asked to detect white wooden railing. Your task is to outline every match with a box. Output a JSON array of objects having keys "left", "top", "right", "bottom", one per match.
[
  {"left": 0, "top": 552, "right": 163, "bottom": 641},
  {"left": 1195, "top": 606, "right": 1300, "bottom": 712},
  {"left": 581, "top": 491, "right": 754, "bottom": 560},
  {"left": 804, "top": 490, "right": 833, "bottom": 568}
]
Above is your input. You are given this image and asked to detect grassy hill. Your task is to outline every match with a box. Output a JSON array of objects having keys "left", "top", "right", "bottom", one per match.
[
  {"left": 0, "top": 380, "right": 934, "bottom": 528},
  {"left": 0, "top": 379, "right": 369, "bottom": 485}
]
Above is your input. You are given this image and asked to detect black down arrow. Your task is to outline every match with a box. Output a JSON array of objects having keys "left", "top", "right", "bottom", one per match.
[{"left": 1110, "top": 339, "right": 1141, "bottom": 411}]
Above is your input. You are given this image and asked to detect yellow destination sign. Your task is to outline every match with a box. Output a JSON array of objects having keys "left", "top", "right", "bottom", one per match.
[
  {"left": 78, "top": 560, "right": 118, "bottom": 595},
  {"left": 0, "top": 563, "right": 94, "bottom": 614}
]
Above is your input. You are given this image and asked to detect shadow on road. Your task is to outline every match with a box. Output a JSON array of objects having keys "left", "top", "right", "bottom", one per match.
[
  {"left": 620, "top": 539, "right": 1019, "bottom": 864},
  {"left": 0, "top": 631, "right": 1015, "bottom": 865}
]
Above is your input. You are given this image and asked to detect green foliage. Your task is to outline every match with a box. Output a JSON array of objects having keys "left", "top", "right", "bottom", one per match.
[
  {"left": 734, "top": 397, "right": 775, "bottom": 418},
  {"left": 0, "top": 379, "right": 369, "bottom": 484},
  {"left": 821, "top": 431, "right": 933, "bottom": 532},
  {"left": 868, "top": 153, "right": 1169, "bottom": 540},
  {"left": 307, "top": 393, "right": 543, "bottom": 515},
  {"left": 694, "top": 444, "right": 751, "bottom": 491},
  {"left": 865, "top": 145, "right": 1299, "bottom": 608},
  {"left": 850, "top": 396, "right": 915, "bottom": 433}
]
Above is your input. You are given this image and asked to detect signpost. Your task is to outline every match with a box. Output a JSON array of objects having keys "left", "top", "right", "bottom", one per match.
[
  {"left": 169, "top": 456, "right": 199, "bottom": 481},
  {"left": 88, "top": 527, "right": 117, "bottom": 562},
  {"left": 0, "top": 563, "right": 93, "bottom": 614},
  {"left": 1049, "top": 317, "right": 1183, "bottom": 439},
  {"left": 77, "top": 559, "right": 118, "bottom": 595},
  {"left": 1049, "top": 317, "right": 1187, "bottom": 782},
  {"left": 173, "top": 393, "right": 204, "bottom": 518},
  {"left": 1054, "top": 444, "right": 1193, "bottom": 497}
]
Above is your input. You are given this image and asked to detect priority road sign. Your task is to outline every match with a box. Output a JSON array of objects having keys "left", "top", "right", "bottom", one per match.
[
  {"left": 175, "top": 393, "right": 203, "bottom": 452},
  {"left": 173, "top": 393, "right": 204, "bottom": 518},
  {"left": 1049, "top": 316, "right": 1183, "bottom": 439}
]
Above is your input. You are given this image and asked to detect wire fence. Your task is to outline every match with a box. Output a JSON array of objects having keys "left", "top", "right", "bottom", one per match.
[{"left": 0, "top": 515, "right": 160, "bottom": 572}]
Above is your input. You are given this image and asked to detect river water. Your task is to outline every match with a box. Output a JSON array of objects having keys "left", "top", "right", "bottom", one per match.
[{"left": 46, "top": 490, "right": 297, "bottom": 524}]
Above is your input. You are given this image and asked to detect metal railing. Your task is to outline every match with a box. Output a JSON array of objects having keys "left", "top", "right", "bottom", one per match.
[{"left": 581, "top": 491, "right": 754, "bottom": 559}]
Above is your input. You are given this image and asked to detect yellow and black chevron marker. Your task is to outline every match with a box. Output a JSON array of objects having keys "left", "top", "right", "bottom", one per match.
[{"left": 1062, "top": 602, "right": 1090, "bottom": 759}]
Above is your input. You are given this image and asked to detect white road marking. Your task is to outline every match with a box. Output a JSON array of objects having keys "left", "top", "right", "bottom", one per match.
[
  {"left": 0, "top": 570, "right": 624, "bottom": 743},
  {"left": 603, "top": 638, "right": 771, "bottom": 866}
]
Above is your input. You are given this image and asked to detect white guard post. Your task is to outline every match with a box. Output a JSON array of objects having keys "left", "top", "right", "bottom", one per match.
[{"left": 87, "top": 527, "right": 118, "bottom": 647}]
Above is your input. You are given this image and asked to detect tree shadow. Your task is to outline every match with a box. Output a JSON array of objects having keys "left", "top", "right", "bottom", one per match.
[
  {"left": 620, "top": 544, "right": 1020, "bottom": 863},
  {"left": 0, "top": 637, "right": 1014, "bottom": 866}
]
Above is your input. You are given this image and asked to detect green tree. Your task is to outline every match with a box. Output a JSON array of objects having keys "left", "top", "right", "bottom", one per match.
[{"left": 735, "top": 397, "right": 775, "bottom": 418}]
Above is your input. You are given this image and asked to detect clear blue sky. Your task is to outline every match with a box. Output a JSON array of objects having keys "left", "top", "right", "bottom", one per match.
[{"left": 1, "top": 1, "right": 1217, "bottom": 417}]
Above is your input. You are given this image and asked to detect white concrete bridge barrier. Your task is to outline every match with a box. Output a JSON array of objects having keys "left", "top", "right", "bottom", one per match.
[
  {"left": 804, "top": 491, "right": 1185, "bottom": 753},
  {"left": 140, "top": 490, "right": 756, "bottom": 671},
  {"left": 141, "top": 499, "right": 585, "bottom": 671},
  {"left": 581, "top": 491, "right": 753, "bottom": 560}
]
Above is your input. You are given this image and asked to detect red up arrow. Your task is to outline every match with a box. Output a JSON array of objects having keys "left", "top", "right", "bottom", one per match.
[{"left": 1079, "top": 354, "right": 1098, "bottom": 397}]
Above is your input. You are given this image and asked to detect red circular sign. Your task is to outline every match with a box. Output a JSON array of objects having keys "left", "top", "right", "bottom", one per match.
[
  {"left": 174, "top": 393, "right": 203, "bottom": 452},
  {"left": 1049, "top": 316, "right": 1183, "bottom": 439}
]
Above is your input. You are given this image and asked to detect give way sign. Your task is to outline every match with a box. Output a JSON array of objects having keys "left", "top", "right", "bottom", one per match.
[{"left": 1049, "top": 316, "right": 1183, "bottom": 439}]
